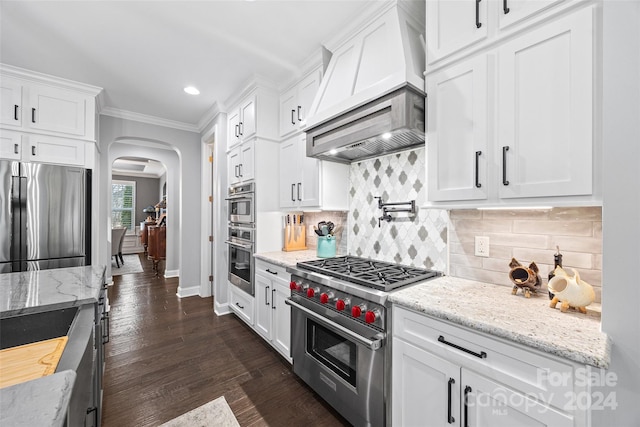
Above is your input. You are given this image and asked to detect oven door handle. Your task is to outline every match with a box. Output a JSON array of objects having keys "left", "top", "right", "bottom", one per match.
[
  {"left": 224, "top": 240, "right": 253, "bottom": 250},
  {"left": 285, "top": 299, "right": 384, "bottom": 351}
]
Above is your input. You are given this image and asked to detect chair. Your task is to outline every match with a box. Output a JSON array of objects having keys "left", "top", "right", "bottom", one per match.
[
  {"left": 117, "top": 227, "right": 127, "bottom": 266},
  {"left": 111, "top": 227, "right": 127, "bottom": 268}
]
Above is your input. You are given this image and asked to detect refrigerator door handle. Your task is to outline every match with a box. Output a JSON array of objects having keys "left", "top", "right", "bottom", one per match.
[{"left": 11, "top": 176, "right": 27, "bottom": 264}]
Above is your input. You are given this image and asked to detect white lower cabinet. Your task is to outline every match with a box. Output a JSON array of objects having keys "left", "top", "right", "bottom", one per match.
[
  {"left": 255, "top": 260, "right": 292, "bottom": 362},
  {"left": 229, "top": 284, "right": 254, "bottom": 326},
  {"left": 392, "top": 306, "right": 589, "bottom": 426}
]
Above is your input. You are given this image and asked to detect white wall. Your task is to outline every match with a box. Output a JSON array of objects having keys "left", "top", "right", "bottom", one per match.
[
  {"left": 98, "top": 115, "right": 202, "bottom": 297},
  {"left": 599, "top": 1, "right": 640, "bottom": 425}
]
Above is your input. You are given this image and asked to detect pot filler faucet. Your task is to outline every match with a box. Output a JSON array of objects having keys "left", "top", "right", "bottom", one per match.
[{"left": 374, "top": 196, "right": 416, "bottom": 227}]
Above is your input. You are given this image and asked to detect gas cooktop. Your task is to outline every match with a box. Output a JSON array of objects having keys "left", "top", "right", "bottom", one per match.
[{"left": 296, "top": 256, "right": 439, "bottom": 292}]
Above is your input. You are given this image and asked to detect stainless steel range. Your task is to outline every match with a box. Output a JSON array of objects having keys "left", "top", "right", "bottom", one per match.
[{"left": 286, "top": 256, "right": 440, "bottom": 427}]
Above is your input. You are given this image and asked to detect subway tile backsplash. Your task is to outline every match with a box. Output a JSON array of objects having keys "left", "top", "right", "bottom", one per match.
[
  {"left": 347, "top": 148, "right": 448, "bottom": 271},
  {"left": 449, "top": 207, "right": 603, "bottom": 302}
]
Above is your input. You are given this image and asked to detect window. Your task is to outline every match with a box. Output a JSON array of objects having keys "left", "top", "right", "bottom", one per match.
[{"left": 112, "top": 180, "right": 136, "bottom": 232}]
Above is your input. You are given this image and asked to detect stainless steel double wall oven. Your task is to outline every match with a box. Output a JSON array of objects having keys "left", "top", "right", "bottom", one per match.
[{"left": 226, "top": 183, "right": 255, "bottom": 295}]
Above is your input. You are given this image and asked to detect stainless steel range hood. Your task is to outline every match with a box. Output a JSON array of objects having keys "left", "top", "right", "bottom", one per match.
[{"left": 304, "top": 0, "right": 426, "bottom": 164}]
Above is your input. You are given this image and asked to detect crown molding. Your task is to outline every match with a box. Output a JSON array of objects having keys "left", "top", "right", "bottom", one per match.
[
  {"left": 101, "top": 107, "right": 200, "bottom": 133},
  {"left": 0, "top": 63, "right": 103, "bottom": 96},
  {"left": 197, "top": 101, "right": 224, "bottom": 133}
]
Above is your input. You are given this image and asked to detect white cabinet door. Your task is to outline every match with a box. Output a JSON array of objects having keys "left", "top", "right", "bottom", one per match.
[
  {"left": 498, "top": 0, "right": 564, "bottom": 30},
  {"left": 279, "top": 86, "right": 298, "bottom": 137},
  {"left": 279, "top": 137, "right": 298, "bottom": 208},
  {"left": 27, "top": 84, "right": 89, "bottom": 138},
  {"left": 392, "top": 339, "right": 461, "bottom": 427},
  {"left": 239, "top": 140, "right": 254, "bottom": 182},
  {"left": 426, "top": 0, "right": 489, "bottom": 65},
  {"left": 0, "top": 130, "right": 22, "bottom": 160},
  {"left": 299, "top": 152, "right": 320, "bottom": 207},
  {"left": 254, "top": 274, "right": 272, "bottom": 341},
  {"left": 228, "top": 108, "right": 241, "bottom": 149},
  {"left": 227, "top": 146, "right": 241, "bottom": 185},
  {"left": 272, "top": 278, "right": 291, "bottom": 359},
  {"left": 427, "top": 55, "right": 489, "bottom": 202},
  {"left": 239, "top": 96, "right": 256, "bottom": 141},
  {"left": 297, "top": 70, "right": 321, "bottom": 126},
  {"left": 0, "top": 77, "right": 22, "bottom": 128},
  {"left": 24, "top": 134, "right": 85, "bottom": 166},
  {"left": 462, "top": 369, "right": 573, "bottom": 427},
  {"left": 497, "top": 7, "right": 593, "bottom": 199}
]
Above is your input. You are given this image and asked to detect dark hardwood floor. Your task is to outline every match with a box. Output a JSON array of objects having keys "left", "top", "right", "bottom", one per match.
[{"left": 102, "top": 253, "right": 350, "bottom": 426}]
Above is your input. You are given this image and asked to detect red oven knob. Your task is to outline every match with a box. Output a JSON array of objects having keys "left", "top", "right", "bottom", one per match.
[
  {"left": 352, "top": 304, "right": 366, "bottom": 318},
  {"left": 320, "top": 292, "right": 334, "bottom": 304},
  {"left": 365, "top": 309, "right": 380, "bottom": 324},
  {"left": 289, "top": 281, "right": 298, "bottom": 291},
  {"left": 307, "top": 287, "right": 319, "bottom": 298},
  {"left": 335, "top": 298, "right": 350, "bottom": 311}
]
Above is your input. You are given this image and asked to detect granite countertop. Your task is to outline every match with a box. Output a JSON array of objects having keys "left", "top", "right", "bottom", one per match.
[
  {"left": 254, "top": 250, "right": 322, "bottom": 269},
  {"left": 0, "top": 370, "right": 76, "bottom": 427},
  {"left": 389, "top": 275, "right": 610, "bottom": 368},
  {"left": 0, "top": 265, "right": 106, "bottom": 318}
]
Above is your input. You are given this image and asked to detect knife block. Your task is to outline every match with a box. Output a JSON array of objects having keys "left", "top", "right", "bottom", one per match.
[{"left": 283, "top": 225, "right": 307, "bottom": 252}]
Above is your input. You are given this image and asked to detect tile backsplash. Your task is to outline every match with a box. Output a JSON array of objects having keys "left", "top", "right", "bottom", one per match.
[
  {"left": 347, "top": 148, "right": 448, "bottom": 271},
  {"left": 303, "top": 211, "right": 348, "bottom": 255},
  {"left": 449, "top": 207, "right": 603, "bottom": 302}
]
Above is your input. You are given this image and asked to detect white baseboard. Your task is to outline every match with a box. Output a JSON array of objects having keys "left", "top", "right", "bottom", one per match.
[
  {"left": 164, "top": 269, "right": 179, "bottom": 278},
  {"left": 176, "top": 285, "right": 200, "bottom": 298},
  {"left": 214, "top": 301, "right": 232, "bottom": 316}
]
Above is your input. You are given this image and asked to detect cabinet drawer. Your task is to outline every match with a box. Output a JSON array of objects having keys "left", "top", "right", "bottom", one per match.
[
  {"left": 393, "top": 306, "right": 577, "bottom": 411},
  {"left": 256, "top": 260, "right": 288, "bottom": 278},
  {"left": 230, "top": 286, "right": 254, "bottom": 326}
]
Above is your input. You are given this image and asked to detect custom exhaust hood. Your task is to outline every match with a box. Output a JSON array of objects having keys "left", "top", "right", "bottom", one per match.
[{"left": 304, "top": 0, "right": 426, "bottom": 164}]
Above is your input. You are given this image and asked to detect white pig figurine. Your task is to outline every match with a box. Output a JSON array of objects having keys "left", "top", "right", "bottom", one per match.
[{"left": 548, "top": 266, "right": 595, "bottom": 314}]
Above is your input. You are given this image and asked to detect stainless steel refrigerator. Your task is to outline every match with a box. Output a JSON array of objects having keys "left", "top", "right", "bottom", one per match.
[{"left": 0, "top": 160, "right": 91, "bottom": 273}]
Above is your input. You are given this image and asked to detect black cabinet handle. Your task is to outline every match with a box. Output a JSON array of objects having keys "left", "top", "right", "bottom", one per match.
[
  {"left": 14, "top": 105, "right": 19, "bottom": 121},
  {"left": 87, "top": 406, "right": 98, "bottom": 427},
  {"left": 265, "top": 285, "right": 270, "bottom": 306},
  {"left": 14, "top": 144, "right": 19, "bottom": 155},
  {"left": 239, "top": 121, "right": 244, "bottom": 135},
  {"left": 291, "top": 109, "right": 296, "bottom": 125},
  {"left": 31, "top": 108, "right": 36, "bottom": 123},
  {"left": 475, "top": 151, "right": 482, "bottom": 188},
  {"left": 102, "top": 312, "right": 110, "bottom": 344},
  {"left": 272, "top": 288, "right": 276, "bottom": 309},
  {"left": 238, "top": 163, "right": 243, "bottom": 177},
  {"left": 234, "top": 165, "right": 239, "bottom": 178},
  {"left": 235, "top": 302, "right": 245, "bottom": 309},
  {"left": 297, "top": 182, "right": 302, "bottom": 201},
  {"left": 464, "top": 386, "right": 472, "bottom": 427},
  {"left": 448, "top": 378, "right": 456, "bottom": 424},
  {"left": 502, "top": 146, "right": 510, "bottom": 186},
  {"left": 235, "top": 124, "right": 239, "bottom": 138},
  {"left": 266, "top": 268, "right": 278, "bottom": 275},
  {"left": 438, "top": 335, "right": 487, "bottom": 359},
  {"left": 291, "top": 184, "right": 295, "bottom": 202},
  {"left": 297, "top": 105, "right": 302, "bottom": 122},
  {"left": 475, "top": 0, "right": 482, "bottom": 28},
  {"left": 503, "top": 0, "right": 510, "bottom": 14},
  {"left": 31, "top": 146, "right": 36, "bottom": 156}
]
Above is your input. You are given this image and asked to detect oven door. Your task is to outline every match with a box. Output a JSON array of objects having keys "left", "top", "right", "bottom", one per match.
[
  {"left": 226, "top": 193, "right": 253, "bottom": 224},
  {"left": 287, "top": 297, "right": 385, "bottom": 427},
  {"left": 226, "top": 239, "right": 254, "bottom": 296}
]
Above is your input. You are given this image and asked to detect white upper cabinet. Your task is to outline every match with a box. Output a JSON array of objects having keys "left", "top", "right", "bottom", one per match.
[
  {"left": 226, "top": 85, "right": 279, "bottom": 151},
  {"left": 279, "top": 68, "right": 321, "bottom": 137},
  {"left": 426, "top": 0, "right": 489, "bottom": 65},
  {"left": 497, "top": 7, "right": 593, "bottom": 199},
  {"left": 427, "top": 55, "right": 489, "bottom": 202},
  {"left": 227, "top": 139, "right": 255, "bottom": 185},
  {"left": 0, "top": 130, "right": 22, "bottom": 160},
  {"left": 279, "top": 134, "right": 349, "bottom": 210},
  {"left": 0, "top": 71, "right": 97, "bottom": 142},
  {"left": 227, "top": 95, "right": 256, "bottom": 148}
]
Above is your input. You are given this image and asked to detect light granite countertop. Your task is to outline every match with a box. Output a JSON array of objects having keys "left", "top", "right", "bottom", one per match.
[
  {"left": 0, "top": 265, "right": 106, "bottom": 318},
  {"left": 0, "top": 370, "right": 76, "bottom": 427},
  {"left": 254, "top": 249, "right": 323, "bottom": 269},
  {"left": 389, "top": 275, "right": 610, "bottom": 368}
]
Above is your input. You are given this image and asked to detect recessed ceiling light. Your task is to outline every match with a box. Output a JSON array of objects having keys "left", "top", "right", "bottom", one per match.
[
  {"left": 329, "top": 149, "right": 338, "bottom": 155},
  {"left": 381, "top": 132, "right": 392, "bottom": 140},
  {"left": 184, "top": 86, "right": 200, "bottom": 95}
]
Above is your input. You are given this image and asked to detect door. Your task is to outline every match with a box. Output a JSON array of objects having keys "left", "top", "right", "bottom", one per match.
[
  {"left": 279, "top": 86, "right": 298, "bottom": 137},
  {"left": 297, "top": 70, "right": 321, "bottom": 125},
  {"left": 239, "top": 140, "right": 254, "bottom": 182},
  {"left": 24, "top": 134, "right": 86, "bottom": 166},
  {"left": 27, "top": 84, "right": 88, "bottom": 137},
  {"left": 427, "top": 55, "right": 489, "bottom": 202},
  {"left": 462, "top": 369, "right": 573, "bottom": 427},
  {"left": 279, "top": 137, "right": 298, "bottom": 208},
  {"left": 0, "top": 76, "right": 22, "bottom": 128},
  {"left": 0, "top": 130, "right": 22, "bottom": 161},
  {"left": 254, "top": 274, "right": 272, "bottom": 341},
  {"left": 426, "top": 0, "right": 489, "bottom": 64},
  {"left": 239, "top": 97, "right": 256, "bottom": 140},
  {"left": 497, "top": 7, "right": 593, "bottom": 199},
  {"left": 392, "top": 339, "right": 461, "bottom": 427},
  {"left": 228, "top": 108, "right": 241, "bottom": 148},
  {"left": 227, "top": 146, "right": 241, "bottom": 185},
  {"left": 271, "top": 279, "right": 291, "bottom": 358}
]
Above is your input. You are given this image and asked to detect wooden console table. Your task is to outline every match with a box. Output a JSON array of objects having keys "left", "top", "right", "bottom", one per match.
[{"left": 147, "top": 225, "right": 166, "bottom": 277}]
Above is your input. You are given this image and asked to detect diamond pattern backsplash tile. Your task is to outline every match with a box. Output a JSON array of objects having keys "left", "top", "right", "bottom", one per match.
[{"left": 348, "top": 148, "right": 448, "bottom": 272}]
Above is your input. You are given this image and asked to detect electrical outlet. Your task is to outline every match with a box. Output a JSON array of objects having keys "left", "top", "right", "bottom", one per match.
[{"left": 475, "top": 236, "right": 490, "bottom": 257}]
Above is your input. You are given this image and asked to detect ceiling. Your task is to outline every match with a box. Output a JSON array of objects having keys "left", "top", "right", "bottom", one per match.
[{"left": 0, "top": 0, "right": 376, "bottom": 130}]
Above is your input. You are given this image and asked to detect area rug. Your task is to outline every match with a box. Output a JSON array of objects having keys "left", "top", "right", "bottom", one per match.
[
  {"left": 159, "top": 396, "right": 240, "bottom": 427},
  {"left": 111, "top": 254, "right": 144, "bottom": 276}
]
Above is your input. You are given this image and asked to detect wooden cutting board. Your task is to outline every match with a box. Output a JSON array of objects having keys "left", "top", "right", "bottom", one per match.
[{"left": 0, "top": 336, "right": 68, "bottom": 389}]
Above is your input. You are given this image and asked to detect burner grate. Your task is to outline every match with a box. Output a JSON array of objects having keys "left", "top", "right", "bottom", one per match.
[{"left": 297, "top": 256, "right": 438, "bottom": 291}]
